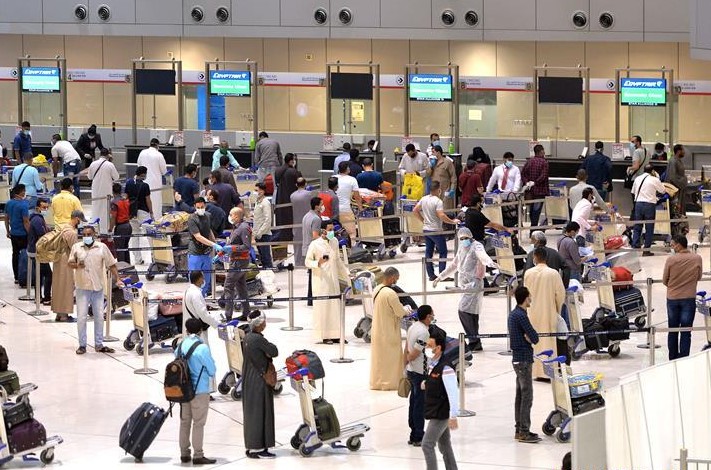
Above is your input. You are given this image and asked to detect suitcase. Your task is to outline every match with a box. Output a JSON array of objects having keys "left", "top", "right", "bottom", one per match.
[
  {"left": 286, "top": 350, "right": 325, "bottom": 380},
  {"left": 582, "top": 318, "right": 609, "bottom": 351},
  {"left": 119, "top": 402, "right": 168, "bottom": 462},
  {"left": 614, "top": 287, "right": 645, "bottom": 318},
  {"left": 157, "top": 292, "right": 183, "bottom": 317},
  {"left": 348, "top": 244, "right": 373, "bottom": 264},
  {"left": 601, "top": 316, "right": 631, "bottom": 342},
  {"left": 3, "top": 399, "right": 33, "bottom": 429},
  {"left": 353, "top": 316, "right": 372, "bottom": 339},
  {"left": 148, "top": 317, "right": 179, "bottom": 343},
  {"left": 7, "top": 418, "right": 46, "bottom": 454},
  {"left": 0, "top": 371, "right": 20, "bottom": 395},
  {"left": 312, "top": 397, "right": 340, "bottom": 441},
  {"left": 571, "top": 393, "right": 605, "bottom": 416}
]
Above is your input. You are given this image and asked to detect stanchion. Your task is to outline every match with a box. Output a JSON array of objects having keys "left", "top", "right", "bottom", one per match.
[
  {"left": 19, "top": 253, "right": 34, "bottom": 301},
  {"left": 134, "top": 293, "right": 158, "bottom": 375},
  {"left": 649, "top": 325, "right": 657, "bottom": 365},
  {"left": 421, "top": 257, "right": 428, "bottom": 305},
  {"left": 103, "top": 270, "right": 118, "bottom": 342},
  {"left": 498, "top": 282, "right": 513, "bottom": 356},
  {"left": 453, "top": 234, "right": 459, "bottom": 288},
  {"left": 457, "top": 332, "right": 476, "bottom": 417},
  {"left": 211, "top": 248, "right": 217, "bottom": 300},
  {"left": 638, "top": 277, "right": 661, "bottom": 350},
  {"left": 29, "top": 254, "right": 48, "bottom": 316},
  {"left": 330, "top": 291, "right": 354, "bottom": 364},
  {"left": 281, "top": 263, "right": 303, "bottom": 331}
]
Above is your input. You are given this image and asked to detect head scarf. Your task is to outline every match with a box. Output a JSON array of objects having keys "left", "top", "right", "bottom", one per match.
[{"left": 249, "top": 311, "right": 266, "bottom": 330}]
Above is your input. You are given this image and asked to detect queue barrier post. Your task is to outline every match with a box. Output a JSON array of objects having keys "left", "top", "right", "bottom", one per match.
[
  {"left": 330, "top": 291, "right": 354, "bottom": 364},
  {"left": 211, "top": 248, "right": 217, "bottom": 300},
  {"left": 103, "top": 269, "right": 118, "bottom": 342},
  {"left": 281, "top": 263, "right": 303, "bottom": 332},
  {"left": 29, "top": 253, "right": 48, "bottom": 316},
  {"left": 457, "top": 332, "right": 476, "bottom": 418},
  {"left": 19, "top": 252, "right": 34, "bottom": 302},
  {"left": 134, "top": 293, "right": 158, "bottom": 375},
  {"left": 421, "top": 257, "right": 428, "bottom": 305},
  {"left": 638, "top": 277, "right": 661, "bottom": 353},
  {"left": 498, "top": 282, "right": 513, "bottom": 356}
]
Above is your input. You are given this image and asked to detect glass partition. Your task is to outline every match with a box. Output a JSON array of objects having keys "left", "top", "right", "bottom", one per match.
[{"left": 459, "top": 90, "right": 497, "bottom": 138}]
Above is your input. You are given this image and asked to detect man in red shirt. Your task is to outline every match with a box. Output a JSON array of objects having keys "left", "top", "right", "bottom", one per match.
[
  {"left": 458, "top": 160, "right": 484, "bottom": 207},
  {"left": 109, "top": 182, "right": 132, "bottom": 264},
  {"left": 522, "top": 144, "right": 550, "bottom": 230}
]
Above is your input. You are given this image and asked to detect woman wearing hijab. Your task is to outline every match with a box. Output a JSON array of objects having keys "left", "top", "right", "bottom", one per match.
[
  {"left": 470, "top": 147, "right": 493, "bottom": 190},
  {"left": 432, "top": 227, "right": 497, "bottom": 352},
  {"left": 242, "top": 310, "right": 279, "bottom": 459},
  {"left": 75, "top": 124, "right": 105, "bottom": 169}
]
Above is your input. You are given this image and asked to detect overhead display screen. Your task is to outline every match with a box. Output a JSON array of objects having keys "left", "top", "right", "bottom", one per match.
[
  {"left": 135, "top": 69, "right": 176, "bottom": 95},
  {"left": 408, "top": 74, "right": 453, "bottom": 102},
  {"left": 538, "top": 77, "right": 583, "bottom": 104},
  {"left": 330, "top": 73, "right": 373, "bottom": 100},
  {"left": 210, "top": 70, "right": 251, "bottom": 97},
  {"left": 22, "top": 67, "right": 60, "bottom": 93},
  {"left": 620, "top": 78, "right": 667, "bottom": 107}
]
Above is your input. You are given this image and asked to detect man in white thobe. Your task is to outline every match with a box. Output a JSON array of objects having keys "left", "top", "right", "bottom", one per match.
[
  {"left": 137, "top": 138, "right": 168, "bottom": 219},
  {"left": 305, "top": 219, "right": 350, "bottom": 343},
  {"left": 85, "top": 148, "right": 119, "bottom": 233}
]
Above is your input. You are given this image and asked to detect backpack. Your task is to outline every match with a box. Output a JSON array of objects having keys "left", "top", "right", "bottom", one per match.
[
  {"left": 164, "top": 339, "right": 204, "bottom": 404},
  {"left": 35, "top": 227, "right": 71, "bottom": 263}
]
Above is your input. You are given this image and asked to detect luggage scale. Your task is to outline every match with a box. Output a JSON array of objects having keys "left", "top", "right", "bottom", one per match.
[
  {"left": 0, "top": 387, "right": 63, "bottom": 466},
  {"left": 536, "top": 350, "right": 605, "bottom": 443},
  {"left": 216, "top": 320, "right": 284, "bottom": 401}
]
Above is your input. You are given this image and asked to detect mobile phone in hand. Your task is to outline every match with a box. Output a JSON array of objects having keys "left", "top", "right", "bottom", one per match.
[{"left": 322, "top": 254, "right": 329, "bottom": 260}]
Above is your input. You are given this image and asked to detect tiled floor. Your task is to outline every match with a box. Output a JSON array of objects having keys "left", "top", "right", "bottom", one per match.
[{"left": 1, "top": 212, "right": 708, "bottom": 469}]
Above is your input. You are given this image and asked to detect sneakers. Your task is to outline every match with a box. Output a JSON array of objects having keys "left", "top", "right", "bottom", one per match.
[
  {"left": 518, "top": 432, "right": 542, "bottom": 443},
  {"left": 192, "top": 457, "right": 217, "bottom": 465}
]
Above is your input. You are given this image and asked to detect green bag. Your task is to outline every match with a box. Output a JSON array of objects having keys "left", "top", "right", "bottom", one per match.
[{"left": 313, "top": 397, "right": 340, "bottom": 441}]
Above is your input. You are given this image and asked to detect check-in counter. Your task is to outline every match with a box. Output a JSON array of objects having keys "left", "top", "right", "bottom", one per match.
[
  {"left": 198, "top": 147, "right": 253, "bottom": 178},
  {"left": 125, "top": 145, "right": 186, "bottom": 175}
]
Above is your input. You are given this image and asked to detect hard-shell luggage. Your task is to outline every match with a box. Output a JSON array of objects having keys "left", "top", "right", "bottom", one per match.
[
  {"left": 312, "top": 397, "right": 340, "bottom": 441},
  {"left": 7, "top": 418, "right": 46, "bottom": 454},
  {"left": 348, "top": 244, "right": 373, "bottom": 264},
  {"left": 119, "top": 402, "right": 168, "bottom": 462},
  {"left": 353, "top": 316, "right": 372, "bottom": 340},
  {"left": 570, "top": 393, "right": 605, "bottom": 416},
  {"left": 148, "top": 317, "right": 179, "bottom": 344},
  {"left": 0, "top": 371, "right": 20, "bottom": 395},
  {"left": 614, "top": 287, "right": 645, "bottom": 318},
  {"left": 3, "top": 399, "right": 33, "bottom": 429},
  {"left": 286, "top": 350, "right": 325, "bottom": 380},
  {"left": 157, "top": 292, "right": 183, "bottom": 317}
]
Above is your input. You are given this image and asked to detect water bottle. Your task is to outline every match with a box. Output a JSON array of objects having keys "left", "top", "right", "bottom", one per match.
[
  {"left": 249, "top": 137, "right": 255, "bottom": 150},
  {"left": 448, "top": 141, "right": 455, "bottom": 154}
]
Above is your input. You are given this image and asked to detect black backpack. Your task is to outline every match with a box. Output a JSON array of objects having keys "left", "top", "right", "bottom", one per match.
[{"left": 164, "top": 339, "right": 204, "bottom": 404}]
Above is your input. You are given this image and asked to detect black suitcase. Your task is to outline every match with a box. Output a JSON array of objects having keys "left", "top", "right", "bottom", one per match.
[
  {"left": 348, "top": 244, "right": 373, "bottom": 264},
  {"left": 119, "top": 402, "right": 169, "bottom": 462},
  {"left": 0, "top": 371, "right": 20, "bottom": 395},
  {"left": 3, "top": 399, "right": 33, "bottom": 429},
  {"left": 148, "top": 317, "right": 179, "bottom": 343},
  {"left": 614, "top": 287, "right": 645, "bottom": 318},
  {"left": 582, "top": 318, "right": 609, "bottom": 351},
  {"left": 313, "top": 397, "right": 340, "bottom": 441},
  {"left": 571, "top": 393, "right": 605, "bottom": 415}
]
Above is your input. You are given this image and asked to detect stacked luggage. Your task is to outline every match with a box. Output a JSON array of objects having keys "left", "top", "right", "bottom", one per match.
[{"left": 580, "top": 307, "right": 630, "bottom": 358}]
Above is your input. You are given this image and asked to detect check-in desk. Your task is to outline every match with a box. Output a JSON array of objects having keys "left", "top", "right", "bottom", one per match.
[{"left": 125, "top": 145, "right": 186, "bottom": 175}]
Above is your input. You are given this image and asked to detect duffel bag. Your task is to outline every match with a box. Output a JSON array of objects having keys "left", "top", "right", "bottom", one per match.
[
  {"left": 155, "top": 212, "right": 190, "bottom": 233},
  {"left": 286, "top": 350, "right": 325, "bottom": 381}
]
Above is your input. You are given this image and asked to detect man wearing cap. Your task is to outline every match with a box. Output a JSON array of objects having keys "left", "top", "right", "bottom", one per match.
[
  {"left": 137, "top": 138, "right": 168, "bottom": 219},
  {"left": 50, "top": 210, "right": 85, "bottom": 322},
  {"left": 85, "top": 148, "right": 119, "bottom": 233},
  {"left": 68, "top": 223, "right": 123, "bottom": 355}
]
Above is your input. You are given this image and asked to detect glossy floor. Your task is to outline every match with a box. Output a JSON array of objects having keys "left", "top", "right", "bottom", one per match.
[{"left": 1, "top": 229, "right": 707, "bottom": 469}]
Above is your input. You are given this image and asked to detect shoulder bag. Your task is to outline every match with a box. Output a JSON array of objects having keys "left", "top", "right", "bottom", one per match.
[
  {"left": 184, "top": 301, "right": 210, "bottom": 331},
  {"left": 624, "top": 148, "right": 647, "bottom": 189}
]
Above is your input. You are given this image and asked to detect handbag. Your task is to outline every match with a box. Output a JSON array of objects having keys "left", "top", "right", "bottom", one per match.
[
  {"left": 397, "top": 375, "right": 411, "bottom": 398},
  {"left": 262, "top": 362, "right": 277, "bottom": 388}
]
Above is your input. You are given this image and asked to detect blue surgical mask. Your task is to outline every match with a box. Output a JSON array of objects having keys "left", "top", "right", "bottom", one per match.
[
  {"left": 629, "top": 143, "right": 636, "bottom": 152},
  {"left": 504, "top": 161, "right": 513, "bottom": 168},
  {"left": 40, "top": 210, "right": 48, "bottom": 216},
  {"left": 432, "top": 140, "right": 441, "bottom": 147},
  {"left": 23, "top": 130, "right": 31, "bottom": 137},
  {"left": 83, "top": 236, "right": 94, "bottom": 246},
  {"left": 326, "top": 230, "right": 335, "bottom": 240},
  {"left": 461, "top": 239, "right": 473, "bottom": 248}
]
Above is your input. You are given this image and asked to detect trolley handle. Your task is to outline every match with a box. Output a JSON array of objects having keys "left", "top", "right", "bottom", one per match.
[
  {"left": 218, "top": 319, "right": 240, "bottom": 328},
  {"left": 566, "top": 286, "right": 580, "bottom": 293},
  {"left": 535, "top": 350, "right": 567, "bottom": 364},
  {"left": 286, "top": 367, "right": 310, "bottom": 378},
  {"left": 122, "top": 281, "right": 143, "bottom": 289}
]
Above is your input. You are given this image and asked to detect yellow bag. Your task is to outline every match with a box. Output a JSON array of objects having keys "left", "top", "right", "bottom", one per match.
[
  {"left": 403, "top": 173, "right": 424, "bottom": 200},
  {"left": 156, "top": 211, "right": 190, "bottom": 232}
]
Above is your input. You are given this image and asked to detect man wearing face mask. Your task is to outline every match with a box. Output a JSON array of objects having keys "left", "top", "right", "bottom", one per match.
[
  {"left": 220, "top": 207, "right": 252, "bottom": 322},
  {"left": 464, "top": 194, "right": 510, "bottom": 243},
  {"left": 125, "top": 167, "right": 153, "bottom": 266},
  {"left": 571, "top": 188, "right": 600, "bottom": 240},
  {"left": 11, "top": 152, "right": 45, "bottom": 210},
  {"left": 433, "top": 227, "right": 497, "bottom": 352},
  {"left": 302, "top": 197, "right": 325, "bottom": 306},
  {"left": 426, "top": 133, "right": 441, "bottom": 159},
  {"left": 217, "top": 155, "right": 239, "bottom": 193},
  {"left": 414, "top": 181, "right": 460, "bottom": 282},
  {"left": 404, "top": 305, "right": 434, "bottom": 447},
  {"left": 28, "top": 198, "right": 52, "bottom": 305},
  {"left": 521, "top": 144, "right": 550, "bottom": 231},
  {"left": 5, "top": 184, "right": 30, "bottom": 286},
  {"left": 51, "top": 133, "right": 82, "bottom": 196},
  {"left": 399, "top": 143, "right": 429, "bottom": 199},
  {"left": 84, "top": 147, "right": 119, "bottom": 234},
  {"left": 109, "top": 183, "right": 132, "bottom": 264},
  {"left": 253, "top": 182, "right": 274, "bottom": 269},
  {"left": 13, "top": 121, "right": 33, "bottom": 161},
  {"left": 427, "top": 146, "right": 457, "bottom": 210},
  {"left": 486, "top": 152, "right": 521, "bottom": 194},
  {"left": 75, "top": 124, "right": 105, "bottom": 168},
  {"left": 211, "top": 140, "right": 241, "bottom": 171},
  {"left": 137, "top": 138, "right": 168, "bottom": 219},
  {"left": 568, "top": 169, "right": 608, "bottom": 212},
  {"left": 305, "top": 219, "right": 350, "bottom": 344},
  {"left": 68, "top": 224, "right": 123, "bottom": 355},
  {"left": 187, "top": 197, "right": 221, "bottom": 298},
  {"left": 291, "top": 178, "right": 315, "bottom": 265},
  {"left": 51, "top": 209, "right": 84, "bottom": 322}
]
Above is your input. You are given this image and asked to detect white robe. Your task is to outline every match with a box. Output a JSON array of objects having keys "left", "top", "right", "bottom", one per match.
[
  {"left": 137, "top": 147, "right": 167, "bottom": 219},
  {"left": 305, "top": 237, "right": 350, "bottom": 340},
  {"left": 183, "top": 284, "right": 222, "bottom": 391},
  {"left": 87, "top": 157, "right": 119, "bottom": 233}
]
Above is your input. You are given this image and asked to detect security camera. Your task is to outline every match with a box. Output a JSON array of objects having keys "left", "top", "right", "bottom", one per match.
[
  {"left": 464, "top": 10, "right": 479, "bottom": 27},
  {"left": 441, "top": 10, "right": 455, "bottom": 26},
  {"left": 599, "top": 12, "right": 614, "bottom": 29},
  {"left": 314, "top": 8, "right": 328, "bottom": 24},
  {"left": 216, "top": 6, "right": 229, "bottom": 23},
  {"left": 97, "top": 4, "right": 111, "bottom": 21},
  {"left": 338, "top": 8, "right": 352, "bottom": 25},
  {"left": 572, "top": 11, "right": 588, "bottom": 28},
  {"left": 191, "top": 6, "right": 204, "bottom": 23},
  {"left": 74, "top": 4, "right": 88, "bottom": 21}
]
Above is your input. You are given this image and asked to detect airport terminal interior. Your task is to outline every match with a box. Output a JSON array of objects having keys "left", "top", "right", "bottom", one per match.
[{"left": 1, "top": 0, "right": 711, "bottom": 469}]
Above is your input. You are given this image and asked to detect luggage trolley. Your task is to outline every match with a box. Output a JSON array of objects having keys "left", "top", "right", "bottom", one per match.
[
  {"left": 122, "top": 284, "right": 179, "bottom": 355},
  {"left": 143, "top": 222, "right": 189, "bottom": 284},
  {"left": 399, "top": 198, "right": 423, "bottom": 252},
  {"left": 543, "top": 183, "right": 569, "bottom": 227},
  {"left": 288, "top": 369, "right": 370, "bottom": 457},
  {"left": 696, "top": 291, "right": 711, "bottom": 351},
  {"left": 698, "top": 190, "right": 711, "bottom": 243},
  {"left": 481, "top": 192, "right": 504, "bottom": 226},
  {"left": 487, "top": 230, "right": 518, "bottom": 289},
  {"left": 654, "top": 194, "right": 673, "bottom": 245},
  {"left": 357, "top": 204, "right": 397, "bottom": 261},
  {"left": 216, "top": 320, "right": 285, "bottom": 401},
  {"left": 537, "top": 350, "right": 605, "bottom": 443}
]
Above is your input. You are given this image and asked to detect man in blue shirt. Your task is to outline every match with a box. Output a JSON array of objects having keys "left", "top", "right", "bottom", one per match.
[
  {"left": 13, "top": 121, "right": 32, "bottom": 160},
  {"left": 580, "top": 141, "right": 612, "bottom": 201},
  {"left": 28, "top": 198, "right": 52, "bottom": 303},
  {"left": 332, "top": 142, "right": 351, "bottom": 174},
  {"left": 173, "top": 164, "right": 200, "bottom": 207},
  {"left": 508, "top": 286, "right": 540, "bottom": 444},
  {"left": 11, "top": 153, "right": 45, "bottom": 209},
  {"left": 211, "top": 140, "right": 241, "bottom": 171},
  {"left": 356, "top": 158, "right": 383, "bottom": 192},
  {"left": 177, "top": 317, "right": 217, "bottom": 465},
  {"left": 5, "top": 184, "right": 30, "bottom": 285}
]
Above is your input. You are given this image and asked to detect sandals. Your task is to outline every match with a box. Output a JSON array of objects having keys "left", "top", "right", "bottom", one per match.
[
  {"left": 96, "top": 346, "right": 115, "bottom": 354},
  {"left": 76, "top": 347, "right": 86, "bottom": 355}
]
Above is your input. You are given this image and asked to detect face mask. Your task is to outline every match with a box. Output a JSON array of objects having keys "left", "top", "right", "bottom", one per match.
[
  {"left": 629, "top": 143, "right": 636, "bottom": 152},
  {"left": 40, "top": 210, "right": 48, "bottom": 216},
  {"left": 196, "top": 208, "right": 206, "bottom": 216},
  {"left": 220, "top": 148, "right": 227, "bottom": 155},
  {"left": 429, "top": 157, "right": 437, "bottom": 168},
  {"left": 424, "top": 348, "right": 435, "bottom": 360},
  {"left": 461, "top": 239, "right": 473, "bottom": 248},
  {"left": 227, "top": 216, "right": 235, "bottom": 225},
  {"left": 326, "top": 230, "right": 335, "bottom": 240},
  {"left": 432, "top": 140, "right": 441, "bottom": 147},
  {"left": 670, "top": 248, "right": 675, "bottom": 255},
  {"left": 23, "top": 130, "right": 31, "bottom": 136},
  {"left": 88, "top": 134, "right": 95, "bottom": 139},
  {"left": 319, "top": 206, "right": 326, "bottom": 214},
  {"left": 505, "top": 161, "right": 513, "bottom": 168},
  {"left": 83, "top": 236, "right": 94, "bottom": 246}
]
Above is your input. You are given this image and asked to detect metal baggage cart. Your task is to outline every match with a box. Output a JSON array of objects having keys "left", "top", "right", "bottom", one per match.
[
  {"left": 544, "top": 183, "right": 569, "bottom": 224},
  {"left": 399, "top": 198, "right": 423, "bottom": 251},
  {"left": 696, "top": 291, "right": 711, "bottom": 351},
  {"left": 698, "top": 190, "right": 711, "bottom": 243},
  {"left": 234, "top": 171, "right": 259, "bottom": 199},
  {"left": 122, "top": 285, "right": 177, "bottom": 355},
  {"left": 482, "top": 192, "right": 504, "bottom": 226},
  {"left": 654, "top": 196, "right": 672, "bottom": 243},
  {"left": 595, "top": 208, "right": 619, "bottom": 240},
  {"left": 537, "top": 350, "right": 605, "bottom": 444},
  {"left": 489, "top": 230, "right": 517, "bottom": 281},
  {"left": 216, "top": 320, "right": 285, "bottom": 400},
  {"left": 143, "top": 224, "right": 189, "bottom": 284}
]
